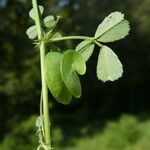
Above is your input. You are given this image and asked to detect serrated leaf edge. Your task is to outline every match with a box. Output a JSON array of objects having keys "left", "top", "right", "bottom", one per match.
[{"left": 95, "top": 11, "right": 130, "bottom": 41}]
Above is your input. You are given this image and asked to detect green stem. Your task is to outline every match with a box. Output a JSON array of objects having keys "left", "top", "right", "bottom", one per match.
[
  {"left": 94, "top": 40, "right": 103, "bottom": 47},
  {"left": 32, "top": 0, "right": 51, "bottom": 149},
  {"left": 51, "top": 35, "right": 103, "bottom": 47},
  {"left": 51, "top": 35, "right": 93, "bottom": 42}
]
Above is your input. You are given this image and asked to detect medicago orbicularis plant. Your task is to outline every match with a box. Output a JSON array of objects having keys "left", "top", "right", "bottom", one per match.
[
  {"left": 27, "top": 1, "right": 130, "bottom": 149},
  {"left": 27, "top": 8, "right": 130, "bottom": 104}
]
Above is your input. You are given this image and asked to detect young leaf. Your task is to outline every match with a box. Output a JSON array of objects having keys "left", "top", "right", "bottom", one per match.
[
  {"left": 97, "top": 46, "right": 123, "bottom": 82},
  {"left": 75, "top": 40, "right": 95, "bottom": 62},
  {"left": 29, "top": 5, "right": 44, "bottom": 20},
  {"left": 95, "top": 12, "right": 130, "bottom": 42},
  {"left": 61, "top": 50, "right": 86, "bottom": 98},
  {"left": 44, "top": 15, "right": 56, "bottom": 29},
  {"left": 26, "top": 25, "right": 38, "bottom": 39},
  {"left": 45, "top": 51, "right": 72, "bottom": 105}
]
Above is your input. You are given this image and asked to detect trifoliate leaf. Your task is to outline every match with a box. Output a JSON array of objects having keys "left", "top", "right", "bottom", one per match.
[
  {"left": 29, "top": 5, "right": 44, "bottom": 20},
  {"left": 97, "top": 46, "right": 123, "bottom": 82},
  {"left": 44, "top": 15, "right": 56, "bottom": 29},
  {"left": 61, "top": 50, "right": 86, "bottom": 98},
  {"left": 26, "top": 25, "right": 37, "bottom": 39},
  {"left": 45, "top": 51, "right": 72, "bottom": 105},
  {"left": 95, "top": 12, "right": 130, "bottom": 42},
  {"left": 75, "top": 40, "right": 95, "bottom": 62}
]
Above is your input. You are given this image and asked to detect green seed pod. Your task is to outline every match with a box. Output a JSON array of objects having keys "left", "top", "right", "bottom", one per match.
[
  {"left": 45, "top": 51, "right": 72, "bottom": 104},
  {"left": 61, "top": 50, "right": 86, "bottom": 98}
]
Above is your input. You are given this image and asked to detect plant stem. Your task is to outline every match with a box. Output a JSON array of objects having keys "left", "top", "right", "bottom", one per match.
[
  {"left": 51, "top": 35, "right": 93, "bottom": 42},
  {"left": 32, "top": 0, "right": 51, "bottom": 149},
  {"left": 94, "top": 40, "right": 103, "bottom": 47},
  {"left": 51, "top": 35, "right": 103, "bottom": 47}
]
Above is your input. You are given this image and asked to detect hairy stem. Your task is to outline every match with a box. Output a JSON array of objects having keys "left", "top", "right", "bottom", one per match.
[{"left": 32, "top": 0, "right": 51, "bottom": 149}]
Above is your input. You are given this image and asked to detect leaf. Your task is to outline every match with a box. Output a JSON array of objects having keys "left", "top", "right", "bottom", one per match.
[
  {"left": 44, "top": 15, "right": 56, "bottom": 29},
  {"left": 45, "top": 51, "right": 72, "bottom": 105},
  {"left": 51, "top": 32, "right": 62, "bottom": 40},
  {"left": 75, "top": 40, "right": 95, "bottom": 62},
  {"left": 29, "top": 5, "right": 44, "bottom": 20},
  {"left": 95, "top": 12, "right": 130, "bottom": 42},
  {"left": 97, "top": 46, "right": 123, "bottom": 82},
  {"left": 61, "top": 50, "right": 86, "bottom": 98},
  {"left": 26, "top": 25, "right": 37, "bottom": 39}
]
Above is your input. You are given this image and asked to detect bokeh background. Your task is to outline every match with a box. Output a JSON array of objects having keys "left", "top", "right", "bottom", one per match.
[{"left": 0, "top": 0, "right": 150, "bottom": 150}]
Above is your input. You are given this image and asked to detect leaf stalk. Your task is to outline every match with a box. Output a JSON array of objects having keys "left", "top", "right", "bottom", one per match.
[{"left": 50, "top": 35, "right": 103, "bottom": 47}]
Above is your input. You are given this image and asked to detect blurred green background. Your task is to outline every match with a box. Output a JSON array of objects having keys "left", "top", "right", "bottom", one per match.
[{"left": 0, "top": 0, "right": 150, "bottom": 149}]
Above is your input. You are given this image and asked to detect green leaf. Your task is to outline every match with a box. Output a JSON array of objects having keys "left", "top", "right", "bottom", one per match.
[
  {"left": 61, "top": 50, "right": 86, "bottom": 98},
  {"left": 45, "top": 51, "right": 72, "bottom": 104},
  {"left": 44, "top": 15, "right": 56, "bottom": 29},
  {"left": 29, "top": 5, "right": 44, "bottom": 20},
  {"left": 97, "top": 46, "right": 123, "bottom": 82},
  {"left": 51, "top": 32, "right": 62, "bottom": 40},
  {"left": 75, "top": 40, "right": 95, "bottom": 62},
  {"left": 95, "top": 12, "right": 130, "bottom": 42},
  {"left": 26, "top": 25, "right": 37, "bottom": 39}
]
